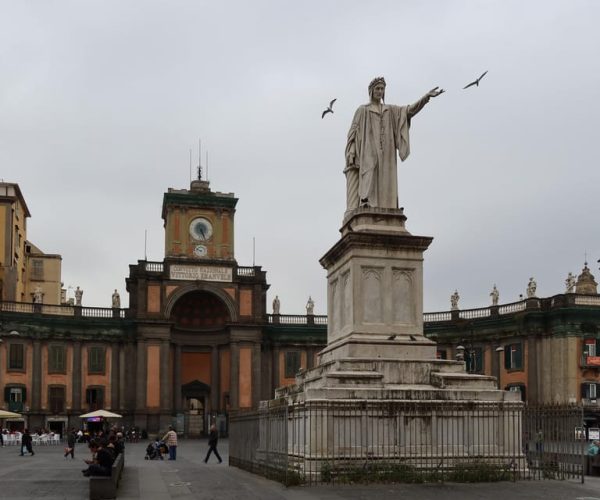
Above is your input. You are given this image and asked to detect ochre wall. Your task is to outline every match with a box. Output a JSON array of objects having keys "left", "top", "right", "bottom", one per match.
[
  {"left": 239, "top": 347, "right": 252, "bottom": 408},
  {"left": 181, "top": 352, "right": 211, "bottom": 385},
  {"left": 147, "top": 286, "right": 161, "bottom": 313},
  {"left": 239, "top": 289, "right": 252, "bottom": 316},
  {"left": 146, "top": 344, "right": 160, "bottom": 408}
]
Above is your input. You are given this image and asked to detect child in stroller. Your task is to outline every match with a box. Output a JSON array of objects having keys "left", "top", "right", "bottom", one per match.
[{"left": 145, "top": 439, "right": 167, "bottom": 460}]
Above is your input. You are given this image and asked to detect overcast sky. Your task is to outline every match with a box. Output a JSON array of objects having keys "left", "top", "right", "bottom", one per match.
[{"left": 1, "top": 0, "right": 599, "bottom": 314}]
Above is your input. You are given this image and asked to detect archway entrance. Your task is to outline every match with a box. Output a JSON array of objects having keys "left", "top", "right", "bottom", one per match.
[{"left": 181, "top": 380, "right": 211, "bottom": 437}]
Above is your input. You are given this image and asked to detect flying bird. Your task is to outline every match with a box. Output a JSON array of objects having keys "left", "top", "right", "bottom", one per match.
[
  {"left": 321, "top": 98, "right": 337, "bottom": 119},
  {"left": 463, "top": 71, "right": 488, "bottom": 90}
]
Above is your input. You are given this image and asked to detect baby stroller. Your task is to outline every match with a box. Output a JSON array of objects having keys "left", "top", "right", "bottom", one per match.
[{"left": 145, "top": 439, "right": 167, "bottom": 460}]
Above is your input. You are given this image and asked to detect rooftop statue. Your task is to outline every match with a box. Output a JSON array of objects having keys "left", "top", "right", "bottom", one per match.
[
  {"left": 450, "top": 290, "right": 460, "bottom": 310},
  {"left": 344, "top": 77, "right": 444, "bottom": 209}
]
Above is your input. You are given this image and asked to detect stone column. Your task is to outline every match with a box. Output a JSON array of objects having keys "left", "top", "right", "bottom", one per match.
[
  {"left": 174, "top": 345, "right": 182, "bottom": 412},
  {"left": 160, "top": 340, "right": 170, "bottom": 411},
  {"left": 230, "top": 342, "right": 240, "bottom": 409},
  {"left": 31, "top": 340, "right": 42, "bottom": 412},
  {"left": 136, "top": 340, "right": 147, "bottom": 411},
  {"left": 72, "top": 341, "right": 82, "bottom": 412},
  {"left": 111, "top": 344, "right": 120, "bottom": 411},
  {"left": 272, "top": 346, "right": 280, "bottom": 394},
  {"left": 211, "top": 346, "right": 219, "bottom": 411}
]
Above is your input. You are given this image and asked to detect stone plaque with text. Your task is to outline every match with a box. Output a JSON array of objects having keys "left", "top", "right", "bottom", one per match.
[{"left": 169, "top": 264, "right": 233, "bottom": 282}]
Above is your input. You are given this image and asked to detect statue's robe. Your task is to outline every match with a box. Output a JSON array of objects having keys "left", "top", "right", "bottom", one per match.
[{"left": 345, "top": 94, "right": 430, "bottom": 209}]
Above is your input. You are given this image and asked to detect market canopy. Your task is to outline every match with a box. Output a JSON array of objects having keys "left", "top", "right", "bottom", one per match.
[
  {"left": 79, "top": 409, "right": 123, "bottom": 418},
  {"left": 0, "top": 409, "right": 22, "bottom": 418}
]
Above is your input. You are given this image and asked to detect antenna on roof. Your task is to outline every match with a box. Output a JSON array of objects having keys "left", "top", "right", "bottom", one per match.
[
  {"left": 144, "top": 229, "right": 148, "bottom": 261},
  {"left": 189, "top": 149, "right": 192, "bottom": 184},
  {"left": 253, "top": 237, "right": 256, "bottom": 267},
  {"left": 206, "top": 151, "right": 209, "bottom": 181},
  {"left": 197, "top": 138, "right": 202, "bottom": 180}
]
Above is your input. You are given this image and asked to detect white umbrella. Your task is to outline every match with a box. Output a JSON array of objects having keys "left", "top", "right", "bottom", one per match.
[
  {"left": 79, "top": 409, "right": 122, "bottom": 418},
  {"left": 0, "top": 409, "right": 22, "bottom": 418}
]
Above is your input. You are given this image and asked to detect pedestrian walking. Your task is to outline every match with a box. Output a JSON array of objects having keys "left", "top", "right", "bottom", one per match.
[
  {"left": 162, "top": 425, "right": 178, "bottom": 460},
  {"left": 64, "top": 429, "right": 76, "bottom": 459},
  {"left": 204, "top": 423, "right": 222, "bottom": 464},
  {"left": 20, "top": 429, "right": 34, "bottom": 456}
]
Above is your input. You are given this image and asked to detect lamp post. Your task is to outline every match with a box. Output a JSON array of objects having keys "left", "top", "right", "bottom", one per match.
[{"left": 495, "top": 345, "right": 505, "bottom": 389}]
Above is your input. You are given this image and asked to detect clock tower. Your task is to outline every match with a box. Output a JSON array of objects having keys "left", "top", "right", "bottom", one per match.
[{"left": 162, "top": 178, "right": 237, "bottom": 261}]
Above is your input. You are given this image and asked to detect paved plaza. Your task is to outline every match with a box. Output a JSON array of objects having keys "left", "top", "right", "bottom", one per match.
[{"left": 1, "top": 439, "right": 600, "bottom": 499}]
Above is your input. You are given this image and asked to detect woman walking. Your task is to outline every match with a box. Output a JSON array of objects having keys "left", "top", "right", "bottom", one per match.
[{"left": 204, "top": 424, "right": 222, "bottom": 464}]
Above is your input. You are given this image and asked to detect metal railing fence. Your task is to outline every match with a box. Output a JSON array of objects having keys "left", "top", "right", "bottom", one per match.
[{"left": 229, "top": 400, "right": 578, "bottom": 486}]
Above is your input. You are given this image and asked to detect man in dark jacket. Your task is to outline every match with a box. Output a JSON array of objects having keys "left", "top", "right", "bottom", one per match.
[
  {"left": 20, "top": 429, "right": 34, "bottom": 456},
  {"left": 64, "top": 430, "right": 76, "bottom": 459},
  {"left": 204, "top": 423, "right": 222, "bottom": 464},
  {"left": 82, "top": 439, "right": 114, "bottom": 477}
]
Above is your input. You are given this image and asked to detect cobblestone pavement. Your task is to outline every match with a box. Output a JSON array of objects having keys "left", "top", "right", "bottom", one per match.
[{"left": 1, "top": 439, "right": 600, "bottom": 499}]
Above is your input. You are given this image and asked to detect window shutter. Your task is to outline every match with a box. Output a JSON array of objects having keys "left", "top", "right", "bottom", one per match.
[
  {"left": 582, "top": 383, "right": 588, "bottom": 399},
  {"left": 21, "top": 387, "right": 27, "bottom": 402},
  {"left": 4, "top": 387, "right": 10, "bottom": 402},
  {"left": 504, "top": 347, "right": 510, "bottom": 369},
  {"left": 514, "top": 344, "right": 523, "bottom": 368}
]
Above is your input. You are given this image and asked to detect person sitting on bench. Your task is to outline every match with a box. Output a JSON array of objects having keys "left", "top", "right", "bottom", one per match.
[{"left": 82, "top": 439, "right": 114, "bottom": 477}]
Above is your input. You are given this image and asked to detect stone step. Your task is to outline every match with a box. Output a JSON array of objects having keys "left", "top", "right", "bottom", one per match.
[
  {"left": 430, "top": 371, "right": 497, "bottom": 390},
  {"left": 324, "top": 370, "right": 384, "bottom": 387}
]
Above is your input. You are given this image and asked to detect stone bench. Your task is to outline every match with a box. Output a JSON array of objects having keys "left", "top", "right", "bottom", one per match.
[{"left": 89, "top": 452, "right": 124, "bottom": 500}]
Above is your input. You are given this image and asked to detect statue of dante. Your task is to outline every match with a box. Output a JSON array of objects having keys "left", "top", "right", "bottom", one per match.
[{"left": 345, "top": 77, "right": 444, "bottom": 209}]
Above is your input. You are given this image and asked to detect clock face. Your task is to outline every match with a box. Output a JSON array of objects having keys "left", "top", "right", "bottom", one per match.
[
  {"left": 189, "top": 217, "right": 213, "bottom": 241},
  {"left": 194, "top": 245, "right": 207, "bottom": 257}
]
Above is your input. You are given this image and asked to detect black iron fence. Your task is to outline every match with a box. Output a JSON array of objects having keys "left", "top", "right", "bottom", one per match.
[{"left": 230, "top": 400, "right": 584, "bottom": 486}]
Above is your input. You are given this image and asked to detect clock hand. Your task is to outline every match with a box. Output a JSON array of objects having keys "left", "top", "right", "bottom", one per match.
[{"left": 200, "top": 228, "right": 206, "bottom": 239}]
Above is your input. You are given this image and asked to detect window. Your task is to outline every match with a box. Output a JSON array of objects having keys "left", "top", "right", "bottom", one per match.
[
  {"left": 88, "top": 346, "right": 105, "bottom": 374},
  {"left": 48, "top": 386, "right": 65, "bottom": 414},
  {"left": 85, "top": 387, "right": 104, "bottom": 410},
  {"left": 582, "top": 383, "right": 598, "bottom": 401},
  {"left": 584, "top": 339, "right": 599, "bottom": 357},
  {"left": 504, "top": 343, "right": 523, "bottom": 370},
  {"left": 31, "top": 259, "right": 43, "bottom": 279},
  {"left": 466, "top": 347, "right": 484, "bottom": 373},
  {"left": 8, "top": 343, "right": 24, "bottom": 370},
  {"left": 4, "top": 386, "right": 26, "bottom": 412},
  {"left": 284, "top": 351, "right": 301, "bottom": 378},
  {"left": 48, "top": 345, "right": 66, "bottom": 373},
  {"left": 436, "top": 349, "right": 447, "bottom": 360}
]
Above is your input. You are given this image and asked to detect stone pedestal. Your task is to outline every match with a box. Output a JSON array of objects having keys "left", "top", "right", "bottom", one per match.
[{"left": 260, "top": 207, "right": 523, "bottom": 479}]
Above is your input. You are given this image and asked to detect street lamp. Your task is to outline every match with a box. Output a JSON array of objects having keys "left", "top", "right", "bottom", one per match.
[{"left": 495, "top": 345, "right": 505, "bottom": 389}]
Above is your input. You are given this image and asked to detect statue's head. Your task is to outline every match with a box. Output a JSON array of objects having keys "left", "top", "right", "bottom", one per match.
[{"left": 368, "top": 76, "right": 386, "bottom": 102}]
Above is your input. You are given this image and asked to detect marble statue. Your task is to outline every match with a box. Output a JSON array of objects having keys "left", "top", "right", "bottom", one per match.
[
  {"left": 344, "top": 77, "right": 444, "bottom": 209},
  {"left": 33, "top": 286, "right": 43, "bottom": 304},
  {"left": 306, "top": 296, "right": 315, "bottom": 315},
  {"left": 565, "top": 272, "right": 576, "bottom": 293},
  {"left": 272, "top": 295, "right": 280, "bottom": 315},
  {"left": 490, "top": 284, "right": 499, "bottom": 306},
  {"left": 526, "top": 277, "right": 537, "bottom": 298},
  {"left": 75, "top": 286, "right": 83, "bottom": 306},
  {"left": 450, "top": 290, "right": 460, "bottom": 310},
  {"left": 112, "top": 289, "right": 121, "bottom": 308}
]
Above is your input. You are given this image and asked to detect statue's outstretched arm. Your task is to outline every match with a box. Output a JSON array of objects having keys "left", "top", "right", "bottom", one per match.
[{"left": 407, "top": 86, "right": 444, "bottom": 118}]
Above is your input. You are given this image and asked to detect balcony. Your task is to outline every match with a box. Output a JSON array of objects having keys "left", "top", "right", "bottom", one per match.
[
  {"left": 8, "top": 401, "right": 23, "bottom": 412},
  {"left": 581, "top": 355, "right": 600, "bottom": 368}
]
